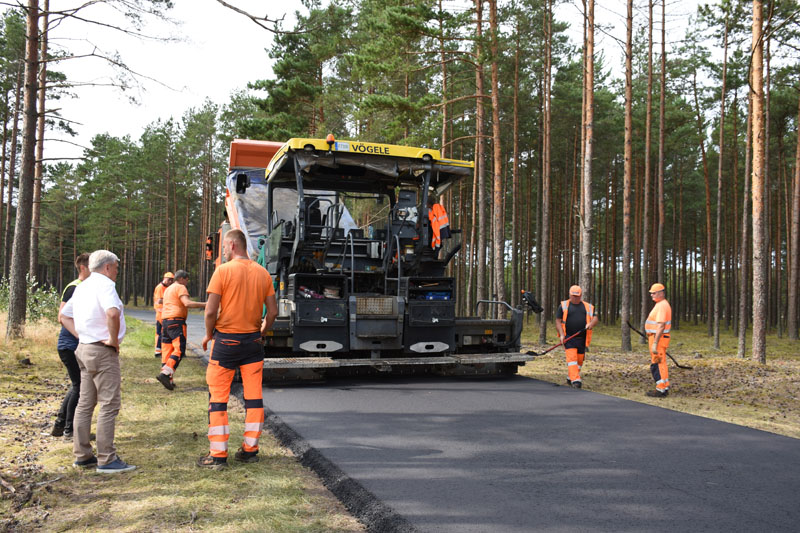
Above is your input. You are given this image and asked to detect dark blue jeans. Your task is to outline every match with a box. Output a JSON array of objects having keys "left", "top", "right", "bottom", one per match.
[{"left": 56, "top": 348, "right": 81, "bottom": 431}]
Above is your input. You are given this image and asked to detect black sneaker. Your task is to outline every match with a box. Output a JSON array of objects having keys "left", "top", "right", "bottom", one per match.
[
  {"left": 646, "top": 389, "right": 669, "bottom": 398},
  {"left": 572, "top": 381, "right": 582, "bottom": 389},
  {"left": 51, "top": 422, "right": 65, "bottom": 437},
  {"left": 64, "top": 429, "right": 73, "bottom": 439},
  {"left": 196, "top": 454, "right": 228, "bottom": 470},
  {"left": 154, "top": 353, "right": 161, "bottom": 358},
  {"left": 157, "top": 373, "right": 175, "bottom": 390},
  {"left": 234, "top": 447, "right": 259, "bottom": 464},
  {"left": 73, "top": 456, "right": 98, "bottom": 468},
  {"left": 565, "top": 379, "right": 572, "bottom": 386}
]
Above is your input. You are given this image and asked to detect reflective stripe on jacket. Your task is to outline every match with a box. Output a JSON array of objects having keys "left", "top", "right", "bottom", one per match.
[{"left": 428, "top": 203, "right": 450, "bottom": 249}]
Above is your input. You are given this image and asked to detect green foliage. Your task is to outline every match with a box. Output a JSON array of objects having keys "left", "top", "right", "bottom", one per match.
[{"left": 0, "top": 275, "right": 60, "bottom": 323}]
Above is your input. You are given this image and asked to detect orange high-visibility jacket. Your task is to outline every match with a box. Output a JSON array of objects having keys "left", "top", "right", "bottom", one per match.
[
  {"left": 428, "top": 203, "right": 450, "bottom": 249},
  {"left": 560, "top": 300, "right": 594, "bottom": 346},
  {"left": 153, "top": 283, "right": 167, "bottom": 320}
]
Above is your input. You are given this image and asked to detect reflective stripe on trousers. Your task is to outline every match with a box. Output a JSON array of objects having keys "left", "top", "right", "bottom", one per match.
[
  {"left": 648, "top": 334, "right": 670, "bottom": 391},
  {"left": 206, "top": 358, "right": 264, "bottom": 458}
]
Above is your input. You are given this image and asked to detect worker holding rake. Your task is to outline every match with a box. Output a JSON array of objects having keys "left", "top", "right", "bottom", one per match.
[{"left": 555, "top": 285, "right": 598, "bottom": 388}]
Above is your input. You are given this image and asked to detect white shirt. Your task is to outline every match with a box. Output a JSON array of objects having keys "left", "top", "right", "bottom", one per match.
[{"left": 61, "top": 272, "right": 126, "bottom": 344}]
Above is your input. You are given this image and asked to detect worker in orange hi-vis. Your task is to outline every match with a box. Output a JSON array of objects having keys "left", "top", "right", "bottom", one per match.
[
  {"left": 554, "top": 285, "right": 598, "bottom": 389},
  {"left": 427, "top": 196, "right": 451, "bottom": 250},
  {"left": 197, "top": 229, "right": 278, "bottom": 470},
  {"left": 153, "top": 272, "right": 174, "bottom": 359},
  {"left": 156, "top": 270, "right": 206, "bottom": 391},
  {"left": 645, "top": 283, "right": 672, "bottom": 398}
]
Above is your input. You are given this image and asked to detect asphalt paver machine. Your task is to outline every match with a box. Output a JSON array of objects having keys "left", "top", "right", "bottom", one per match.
[{"left": 220, "top": 137, "right": 541, "bottom": 380}]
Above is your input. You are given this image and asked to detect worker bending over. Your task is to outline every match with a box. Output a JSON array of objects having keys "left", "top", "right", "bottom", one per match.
[
  {"left": 645, "top": 283, "right": 672, "bottom": 398},
  {"left": 198, "top": 229, "right": 278, "bottom": 470},
  {"left": 153, "top": 272, "right": 174, "bottom": 359},
  {"left": 554, "top": 285, "right": 598, "bottom": 388},
  {"left": 157, "top": 270, "right": 205, "bottom": 390}
]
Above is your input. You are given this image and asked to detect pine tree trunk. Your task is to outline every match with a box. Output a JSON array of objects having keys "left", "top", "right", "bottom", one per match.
[
  {"left": 30, "top": 0, "right": 48, "bottom": 277},
  {"left": 0, "top": 103, "right": 8, "bottom": 266},
  {"left": 580, "top": 0, "right": 594, "bottom": 300},
  {"left": 6, "top": 0, "right": 40, "bottom": 339},
  {"left": 639, "top": 0, "right": 654, "bottom": 342},
  {"left": 538, "top": 0, "right": 552, "bottom": 344},
  {"left": 750, "top": 0, "right": 766, "bottom": 364},
  {"left": 657, "top": 0, "right": 666, "bottom": 283},
  {"left": 3, "top": 63, "right": 23, "bottom": 279},
  {"left": 621, "top": 0, "right": 633, "bottom": 349},
  {"left": 788, "top": 90, "right": 800, "bottom": 339},
  {"left": 489, "top": 0, "right": 506, "bottom": 317},
  {"left": 511, "top": 27, "right": 520, "bottom": 308},
  {"left": 714, "top": 21, "right": 729, "bottom": 349}
]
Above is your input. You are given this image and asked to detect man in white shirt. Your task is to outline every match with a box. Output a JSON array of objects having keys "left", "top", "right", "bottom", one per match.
[{"left": 60, "top": 250, "right": 136, "bottom": 474}]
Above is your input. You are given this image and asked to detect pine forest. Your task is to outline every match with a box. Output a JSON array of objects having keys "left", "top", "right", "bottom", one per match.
[{"left": 0, "top": 0, "right": 797, "bottom": 363}]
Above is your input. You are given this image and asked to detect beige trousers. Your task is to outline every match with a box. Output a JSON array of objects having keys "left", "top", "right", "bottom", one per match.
[{"left": 73, "top": 342, "right": 121, "bottom": 466}]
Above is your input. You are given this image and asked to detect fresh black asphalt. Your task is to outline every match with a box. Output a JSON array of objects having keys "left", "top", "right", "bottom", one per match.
[{"left": 127, "top": 309, "right": 800, "bottom": 532}]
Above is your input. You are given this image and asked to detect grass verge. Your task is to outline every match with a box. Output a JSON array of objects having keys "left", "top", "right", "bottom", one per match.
[
  {"left": 0, "top": 315, "right": 363, "bottom": 532},
  {"left": 520, "top": 321, "right": 800, "bottom": 439}
]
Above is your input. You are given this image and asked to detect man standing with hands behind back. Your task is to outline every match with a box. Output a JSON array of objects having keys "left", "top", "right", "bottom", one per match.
[
  {"left": 197, "top": 229, "right": 278, "bottom": 470},
  {"left": 60, "top": 250, "right": 136, "bottom": 473}
]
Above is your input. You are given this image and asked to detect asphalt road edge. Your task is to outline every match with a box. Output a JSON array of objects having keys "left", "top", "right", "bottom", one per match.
[
  {"left": 264, "top": 406, "right": 418, "bottom": 533},
  {"left": 188, "top": 340, "right": 415, "bottom": 532}
]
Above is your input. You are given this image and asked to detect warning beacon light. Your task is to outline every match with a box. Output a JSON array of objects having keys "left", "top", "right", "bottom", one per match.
[{"left": 326, "top": 133, "right": 335, "bottom": 152}]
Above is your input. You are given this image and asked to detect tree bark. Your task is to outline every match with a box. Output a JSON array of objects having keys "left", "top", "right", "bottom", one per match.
[
  {"left": 6, "top": 0, "right": 40, "bottom": 339},
  {"left": 580, "top": 0, "right": 594, "bottom": 300},
  {"left": 789, "top": 86, "right": 800, "bottom": 339},
  {"left": 475, "top": 0, "right": 487, "bottom": 317},
  {"left": 539, "top": 0, "right": 552, "bottom": 344},
  {"left": 640, "top": 0, "right": 654, "bottom": 342},
  {"left": 750, "top": 0, "right": 766, "bottom": 364},
  {"left": 714, "top": 20, "right": 729, "bottom": 349},
  {"left": 488, "top": 0, "right": 506, "bottom": 317},
  {"left": 657, "top": 0, "right": 666, "bottom": 283},
  {"left": 30, "top": 0, "right": 48, "bottom": 277},
  {"left": 621, "top": 0, "right": 634, "bottom": 351},
  {"left": 3, "top": 63, "right": 23, "bottom": 279}
]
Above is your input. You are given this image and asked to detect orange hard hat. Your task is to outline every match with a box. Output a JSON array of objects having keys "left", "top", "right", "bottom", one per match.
[
  {"left": 163, "top": 272, "right": 174, "bottom": 279},
  {"left": 649, "top": 283, "right": 665, "bottom": 293},
  {"left": 569, "top": 285, "right": 582, "bottom": 296}
]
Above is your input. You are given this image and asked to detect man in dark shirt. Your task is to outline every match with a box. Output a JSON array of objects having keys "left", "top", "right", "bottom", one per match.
[
  {"left": 52, "top": 253, "right": 90, "bottom": 438},
  {"left": 554, "top": 285, "right": 599, "bottom": 388}
]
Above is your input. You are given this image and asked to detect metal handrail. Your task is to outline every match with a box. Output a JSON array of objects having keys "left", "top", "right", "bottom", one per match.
[
  {"left": 475, "top": 299, "right": 514, "bottom": 316},
  {"left": 336, "top": 231, "right": 356, "bottom": 292},
  {"left": 384, "top": 234, "right": 403, "bottom": 296}
]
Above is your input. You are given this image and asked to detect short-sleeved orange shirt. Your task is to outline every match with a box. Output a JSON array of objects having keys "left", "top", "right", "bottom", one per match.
[
  {"left": 646, "top": 299, "right": 672, "bottom": 334},
  {"left": 162, "top": 283, "right": 189, "bottom": 320},
  {"left": 206, "top": 258, "right": 274, "bottom": 334},
  {"left": 153, "top": 283, "right": 167, "bottom": 319}
]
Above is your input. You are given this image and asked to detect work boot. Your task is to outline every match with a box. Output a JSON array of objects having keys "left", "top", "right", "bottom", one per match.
[
  {"left": 154, "top": 352, "right": 161, "bottom": 358},
  {"left": 157, "top": 373, "right": 175, "bottom": 391},
  {"left": 51, "top": 421, "right": 65, "bottom": 437},
  {"left": 572, "top": 381, "right": 582, "bottom": 389},
  {"left": 64, "top": 429, "right": 74, "bottom": 439},
  {"left": 196, "top": 454, "right": 228, "bottom": 470},
  {"left": 645, "top": 389, "right": 669, "bottom": 398},
  {"left": 565, "top": 379, "right": 572, "bottom": 386},
  {"left": 234, "top": 447, "right": 259, "bottom": 464}
]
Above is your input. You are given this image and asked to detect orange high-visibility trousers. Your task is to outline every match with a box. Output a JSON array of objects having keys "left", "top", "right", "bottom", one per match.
[
  {"left": 206, "top": 358, "right": 264, "bottom": 459},
  {"left": 565, "top": 348, "right": 585, "bottom": 384},
  {"left": 160, "top": 319, "right": 186, "bottom": 375},
  {"left": 648, "top": 334, "right": 670, "bottom": 392}
]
